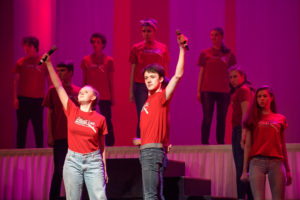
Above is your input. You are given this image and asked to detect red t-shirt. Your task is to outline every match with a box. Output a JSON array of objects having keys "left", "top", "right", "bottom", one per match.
[
  {"left": 13, "top": 55, "right": 48, "bottom": 98},
  {"left": 64, "top": 100, "right": 108, "bottom": 153},
  {"left": 81, "top": 54, "right": 114, "bottom": 100},
  {"left": 140, "top": 90, "right": 170, "bottom": 146},
  {"left": 231, "top": 85, "right": 253, "bottom": 127},
  {"left": 249, "top": 113, "right": 288, "bottom": 160},
  {"left": 129, "top": 40, "right": 170, "bottom": 83},
  {"left": 43, "top": 85, "right": 80, "bottom": 141},
  {"left": 197, "top": 47, "right": 236, "bottom": 93}
]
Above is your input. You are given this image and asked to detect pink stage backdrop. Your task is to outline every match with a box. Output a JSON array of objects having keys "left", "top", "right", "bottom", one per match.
[{"left": 0, "top": 0, "right": 300, "bottom": 147}]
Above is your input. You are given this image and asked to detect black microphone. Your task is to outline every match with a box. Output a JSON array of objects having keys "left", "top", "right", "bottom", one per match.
[
  {"left": 38, "top": 46, "right": 57, "bottom": 65},
  {"left": 176, "top": 30, "right": 189, "bottom": 50}
]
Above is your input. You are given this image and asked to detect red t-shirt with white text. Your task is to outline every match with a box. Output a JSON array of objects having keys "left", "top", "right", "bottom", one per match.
[
  {"left": 198, "top": 47, "right": 236, "bottom": 93},
  {"left": 13, "top": 55, "right": 48, "bottom": 98},
  {"left": 81, "top": 54, "right": 114, "bottom": 100},
  {"left": 65, "top": 100, "right": 108, "bottom": 153},
  {"left": 129, "top": 40, "right": 170, "bottom": 83},
  {"left": 140, "top": 90, "right": 170, "bottom": 146},
  {"left": 43, "top": 85, "right": 80, "bottom": 141},
  {"left": 249, "top": 113, "right": 287, "bottom": 160}
]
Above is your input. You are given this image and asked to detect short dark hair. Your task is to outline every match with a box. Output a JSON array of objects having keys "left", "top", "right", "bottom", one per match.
[
  {"left": 212, "top": 27, "right": 224, "bottom": 36},
  {"left": 57, "top": 61, "right": 74, "bottom": 76},
  {"left": 22, "top": 36, "right": 39, "bottom": 52},
  {"left": 90, "top": 33, "right": 107, "bottom": 49},
  {"left": 143, "top": 63, "right": 169, "bottom": 89}
]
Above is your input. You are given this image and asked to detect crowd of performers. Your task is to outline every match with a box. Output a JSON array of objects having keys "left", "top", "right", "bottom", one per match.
[{"left": 13, "top": 18, "right": 291, "bottom": 200}]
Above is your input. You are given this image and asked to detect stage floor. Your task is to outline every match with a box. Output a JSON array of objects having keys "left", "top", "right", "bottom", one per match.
[{"left": 0, "top": 144, "right": 299, "bottom": 200}]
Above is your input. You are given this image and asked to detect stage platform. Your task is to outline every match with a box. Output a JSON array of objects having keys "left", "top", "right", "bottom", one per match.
[{"left": 0, "top": 144, "right": 299, "bottom": 200}]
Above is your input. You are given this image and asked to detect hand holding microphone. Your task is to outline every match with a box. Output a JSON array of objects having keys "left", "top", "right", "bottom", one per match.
[
  {"left": 38, "top": 46, "right": 57, "bottom": 65},
  {"left": 176, "top": 30, "right": 189, "bottom": 50}
]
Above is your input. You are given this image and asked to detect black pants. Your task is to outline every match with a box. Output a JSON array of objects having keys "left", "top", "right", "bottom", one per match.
[
  {"left": 49, "top": 139, "right": 68, "bottom": 200},
  {"left": 16, "top": 96, "right": 44, "bottom": 148},
  {"left": 232, "top": 126, "right": 253, "bottom": 200},
  {"left": 201, "top": 92, "right": 230, "bottom": 144},
  {"left": 99, "top": 100, "right": 115, "bottom": 146}
]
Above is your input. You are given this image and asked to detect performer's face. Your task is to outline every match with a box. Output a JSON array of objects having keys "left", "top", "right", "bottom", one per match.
[
  {"left": 56, "top": 67, "right": 72, "bottom": 83},
  {"left": 230, "top": 70, "right": 244, "bottom": 88},
  {"left": 23, "top": 43, "right": 37, "bottom": 56},
  {"left": 142, "top": 26, "right": 155, "bottom": 43},
  {"left": 144, "top": 71, "right": 163, "bottom": 93},
  {"left": 78, "top": 86, "right": 96, "bottom": 104},
  {"left": 257, "top": 89, "right": 273, "bottom": 110},
  {"left": 91, "top": 37, "right": 104, "bottom": 51},
  {"left": 210, "top": 30, "right": 223, "bottom": 46}
]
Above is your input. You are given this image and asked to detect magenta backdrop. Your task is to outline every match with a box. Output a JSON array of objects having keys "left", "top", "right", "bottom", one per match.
[{"left": 0, "top": 0, "right": 299, "bottom": 148}]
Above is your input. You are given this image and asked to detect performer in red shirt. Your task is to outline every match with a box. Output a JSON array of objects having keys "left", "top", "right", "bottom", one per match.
[
  {"left": 129, "top": 18, "right": 170, "bottom": 138},
  {"left": 43, "top": 61, "right": 80, "bottom": 200},
  {"left": 81, "top": 33, "right": 115, "bottom": 146},
  {"left": 133, "top": 33, "right": 187, "bottom": 199},
  {"left": 241, "top": 86, "right": 292, "bottom": 200},
  {"left": 197, "top": 28, "right": 236, "bottom": 144},
  {"left": 43, "top": 54, "right": 108, "bottom": 200},
  {"left": 229, "top": 66, "right": 253, "bottom": 200},
  {"left": 13, "top": 36, "right": 48, "bottom": 148}
]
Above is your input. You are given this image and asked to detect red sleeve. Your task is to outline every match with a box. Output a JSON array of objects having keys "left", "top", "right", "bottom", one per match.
[
  {"left": 129, "top": 46, "right": 137, "bottom": 64},
  {"left": 107, "top": 57, "right": 114, "bottom": 72},
  {"left": 64, "top": 99, "right": 77, "bottom": 117},
  {"left": 197, "top": 51, "right": 207, "bottom": 67},
  {"left": 80, "top": 56, "right": 88, "bottom": 70},
  {"left": 13, "top": 59, "right": 22, "bottom": 74},
  {"left": 99, "top": 118, "right": 108, "bottom": 136}
]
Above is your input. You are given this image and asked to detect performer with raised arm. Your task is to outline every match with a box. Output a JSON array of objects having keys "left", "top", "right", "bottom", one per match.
[
  {"left": 42, "top": 53, "right": 108, "bottom": 200},
  {"left": 133, "top": 32, "right": 187, "bottom": 200}
]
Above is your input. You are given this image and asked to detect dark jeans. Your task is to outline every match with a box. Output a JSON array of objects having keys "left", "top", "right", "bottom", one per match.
[
  {"left": 232, "top": 126, "right": 253, "bottom": 200},
  {"left": 16, "top": 96, "right": 44, "bottom": 148},
  {"left": 201, "top": 92, "right": 230, "bottom": 144},
  {"left": 133, "top": 83, "right": 148, "bottom": 138},
  {"left": 139, "top": 148, "right": 168, "bottom": 200},
  {"left": 49, "top": 139, "right": 68, "bottom": 200},
  {"left": 99, "top": 100, "right": 114, "bottom": 146}
]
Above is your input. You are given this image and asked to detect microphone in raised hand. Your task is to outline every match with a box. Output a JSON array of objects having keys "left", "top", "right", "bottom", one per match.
[
  {"left": 176, "top": 30, "right": 189, "bottom": 50},
  {"left": 38, "top": 46, "right": 57, "bottom": 65}
]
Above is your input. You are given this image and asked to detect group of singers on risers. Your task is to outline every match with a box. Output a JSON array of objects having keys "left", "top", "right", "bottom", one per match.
[{"left": 13, "top": 18, "right": 291, "bottom": 200}]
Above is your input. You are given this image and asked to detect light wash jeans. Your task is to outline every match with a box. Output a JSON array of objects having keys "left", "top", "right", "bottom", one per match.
[
  {"left": 249, "top": 156, "right": 286, "bottom": 200},
  {"left": 140, "top": 148, "right": 167, "bottom": 200},
  {"left": 63, "top": 149, "right": 107, "bottom": 200}
]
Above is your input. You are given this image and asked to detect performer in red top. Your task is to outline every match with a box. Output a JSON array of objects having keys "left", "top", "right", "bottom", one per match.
[
  {"left": 133, "top": 33, "right": 187, "bottom": 199},
  {"left": 229, "top": 66, "right": 253, "bottom": 200},
  {"left": 43, "top": 54, "right": 108, "bottom": 200},
  {"left": 43, "top": 61, "right": 80, "bottom": 200},
  {"left": 81, "top": 33, "right": 115, "bottom": 146},
  {"left": 13, "top": 36, "right": 48, "bottom": 148},
  {"left": 129, "top": 18, "right": 170, "bottom": 138},
  {"left": 241, "top": 86, "right": 292, "bottom": 200},
  {"left": 197, "top": 27, "right": 236, "bottom": 144}
]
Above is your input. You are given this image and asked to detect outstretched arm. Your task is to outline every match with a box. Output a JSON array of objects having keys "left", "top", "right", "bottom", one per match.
[
  {"left": 43, "top": 55, "right": 69, "bottom": 110},
  {"left": 165, "top": 35, "right": 187, "bottom": 101}
]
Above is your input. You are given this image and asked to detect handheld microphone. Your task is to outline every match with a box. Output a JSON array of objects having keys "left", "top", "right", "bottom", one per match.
[
  {"left": 38, "top": 46, "right": 57, "bottom": 65},
  {"left": 176, "top": 30, "right": 189, "bottom": 50}
]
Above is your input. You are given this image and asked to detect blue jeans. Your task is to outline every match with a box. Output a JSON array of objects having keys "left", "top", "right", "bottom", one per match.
[
  {"left": 201, "top": 92, "right": 230, "bottom": 144},
  {"left": 232, "top": 126, "right": 253, "bottom": 200},
  {"left": 63, "top": 149, "right": 107, "bottom": 200},
  {"left": 249, "top": 157, "right": 286, "bottom": 200},
  {"left": 140, "top": 148, "right": 167, "bottom": 200},
  {"left": 134, "top": 82, "right": 148, "bottom": 138}
]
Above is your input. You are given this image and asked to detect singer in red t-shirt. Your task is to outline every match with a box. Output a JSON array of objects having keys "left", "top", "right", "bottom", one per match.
[
  {"left": 43, "top": 54, "right": 108, "bottom": 200},
  {"left": 81, "top": 33, "right": 115, "bottom": 146},
  {"left": 241, "top": 86, "right": 292, "bottom": 200},
  {"left": 129, "top": 18, "right": 170, "bottom": 138},
  {"left": 13, "top": 36, "right": 48, "bottom": 148},
  {"left": 133, "top": 33, "right": 187, "bottom": 200}
]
